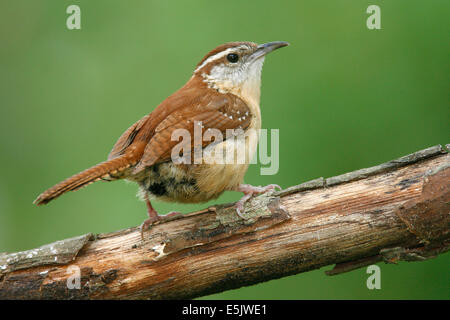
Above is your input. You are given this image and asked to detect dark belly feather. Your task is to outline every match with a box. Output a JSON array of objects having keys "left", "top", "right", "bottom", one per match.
[{"left": 139, "top": 162, "right": 207, "bottom": 203}]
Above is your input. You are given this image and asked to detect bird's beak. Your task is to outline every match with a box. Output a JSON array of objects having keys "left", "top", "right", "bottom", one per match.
[{"left": 250, "top": 41, "right": 290, "bottom": 61}]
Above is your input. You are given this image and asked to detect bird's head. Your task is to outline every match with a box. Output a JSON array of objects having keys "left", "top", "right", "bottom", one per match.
[{"left": 193, "top": 41, "right": 289, "bottom": 103}]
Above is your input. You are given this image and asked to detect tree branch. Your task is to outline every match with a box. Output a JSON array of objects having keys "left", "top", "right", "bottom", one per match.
[{"left": 1, "top": 144, "right": 449, "bottom": 299}]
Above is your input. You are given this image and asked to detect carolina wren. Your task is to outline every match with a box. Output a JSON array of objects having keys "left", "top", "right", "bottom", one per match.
[{"left": 34, "top": 41, "right": 289, "bottom": 238}]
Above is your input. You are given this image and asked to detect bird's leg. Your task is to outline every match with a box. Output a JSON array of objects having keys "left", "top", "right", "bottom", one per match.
[
  {"left": 234, "top": 183, "right": 281, "bottom": 219},
  {"left": 140, "top": 196, "right": 181, "bottom": 240}
]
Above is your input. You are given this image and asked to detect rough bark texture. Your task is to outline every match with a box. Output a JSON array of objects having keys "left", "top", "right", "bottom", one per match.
[{"left": 0, "top": 144, "right": 449, "bottom": 299}]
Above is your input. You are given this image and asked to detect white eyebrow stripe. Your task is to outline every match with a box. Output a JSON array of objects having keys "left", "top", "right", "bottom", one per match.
[{"left": 194, "top": 45, "right": 249, "bottom": 73}]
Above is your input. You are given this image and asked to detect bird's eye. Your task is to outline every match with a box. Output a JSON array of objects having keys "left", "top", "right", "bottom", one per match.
[{"left": 226, "top": 53, "right": 239, "bottom": 63}]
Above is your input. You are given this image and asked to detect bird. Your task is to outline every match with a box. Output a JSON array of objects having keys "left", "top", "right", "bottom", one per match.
[{"left": 34, "top": 41, "right": 289, "bottom": 239}]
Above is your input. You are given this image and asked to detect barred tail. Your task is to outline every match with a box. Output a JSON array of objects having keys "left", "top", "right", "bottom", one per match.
[{"left": 33, "top": 155, "right": 133, "bottom": 205}]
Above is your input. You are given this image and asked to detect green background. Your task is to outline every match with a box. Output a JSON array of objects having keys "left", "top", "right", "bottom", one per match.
[{"left": 0, "top": 0, "right": 448, "bottom": 299}]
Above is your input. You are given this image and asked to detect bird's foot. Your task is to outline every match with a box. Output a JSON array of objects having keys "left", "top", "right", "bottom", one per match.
[
  {"left": 140, "top": 211, "right": 181, "bottom": 241},
  {"left": 140, "top": 198, "right": 181, "bottom": 240},
  {"left": 235, "top": 183, "right": 281, "bottom": 219}
]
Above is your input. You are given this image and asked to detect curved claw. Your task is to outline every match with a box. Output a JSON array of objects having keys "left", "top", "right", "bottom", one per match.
[
  {"left": 140, "top": 218, "right": 157, "bottom": 241},
  {"left": 264, "top": 184, "right": 281, "bottom": 192},
  {"left": 140, "top": 196, "right": 182, "bottom": 241},
  {"left": 140, "top": 211, "right": 182, "bottom": 241},
  {"left": 235, "top": 205, "right": 245, "bottom": 219},
  {"left": 234, "top": 183, "right": 282, "bottom": 220},
  {"left": 235, "top": 194, "right": 252, "bottom": 219},
  {"left": 236, "top": 201, "right": 247, "bottom": 220}
]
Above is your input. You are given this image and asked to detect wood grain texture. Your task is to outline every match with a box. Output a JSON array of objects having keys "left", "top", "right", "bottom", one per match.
[{"left": 1, "top": 145, "right": 449, "bottom": 299}]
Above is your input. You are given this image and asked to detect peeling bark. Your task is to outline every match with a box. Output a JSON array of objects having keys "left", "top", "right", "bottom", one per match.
[{"left": 0, "top": 144, "right": 449, "bottom": 299}]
